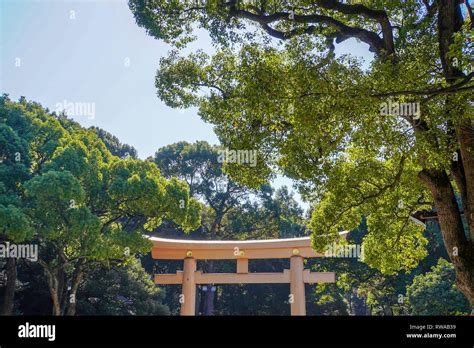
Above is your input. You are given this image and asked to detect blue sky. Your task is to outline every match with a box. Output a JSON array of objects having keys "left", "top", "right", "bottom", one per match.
[
  {"left": 0, "top": 0, "right": 381, "bottom": 209},
  {"left": 0, "top": 0, "right": 219, "bottom": 155}
]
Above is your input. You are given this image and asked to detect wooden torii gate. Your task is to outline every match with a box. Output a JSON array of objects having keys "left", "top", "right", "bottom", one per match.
[{"left": 151, "top": 235, "right": 344, "bottom": 315}]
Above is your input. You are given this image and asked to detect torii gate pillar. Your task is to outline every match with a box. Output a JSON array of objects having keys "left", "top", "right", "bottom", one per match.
[
  {"left": 180, "top": 257, "right": 196, "bottom": 316},
  {"left": 290, "top": 255, "right": 305, "bottom": 315}
]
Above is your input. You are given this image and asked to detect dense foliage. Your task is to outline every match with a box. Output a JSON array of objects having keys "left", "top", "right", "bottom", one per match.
[
  {"left": 129, "top": 0, "right": 474, "bottom": 308},
  {"left": 0, "top": 95, "right": 200, "bottom": 315},
  {"left": 406, "top": 258, "right": 471, "bottom": 315},
  {"left": 1, "top": 96, "right": 469, "bottom": 315}
]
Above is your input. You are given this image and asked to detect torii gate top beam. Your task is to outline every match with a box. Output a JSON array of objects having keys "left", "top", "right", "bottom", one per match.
[{"left": 150, "top": 232, "right": 348, "bottom": 260}]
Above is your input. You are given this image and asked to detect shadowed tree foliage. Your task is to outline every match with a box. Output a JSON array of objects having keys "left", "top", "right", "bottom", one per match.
[
  {"left": 89, "top": 126, "right": 138, "bottom": 160},
  {"left": 77, "top": 258, "right": 169, "bottom": 315},
  {"left": 0, "top": 95, "right": 201, "bottom": 315},
  {"left": 406, "top": 258, "right": 471, "bottom": 315},
  {"left": 0, "top": 100, "right": 34, "bottom": 315}
]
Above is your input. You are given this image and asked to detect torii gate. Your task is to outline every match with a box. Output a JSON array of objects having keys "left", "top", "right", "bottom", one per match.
[{"left": 151, "top": 234, "right": 346, "bottom": 315}]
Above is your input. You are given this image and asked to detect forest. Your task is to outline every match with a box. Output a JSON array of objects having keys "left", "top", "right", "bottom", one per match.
[
  {"left": 0, "top": 0, "right": 473, "bottom": 319},
  {"left": 0, "top": 94, "right": 470, "bottom": 315}
]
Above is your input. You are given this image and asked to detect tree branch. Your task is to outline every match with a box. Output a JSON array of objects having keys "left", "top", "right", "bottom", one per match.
[
  {"left": 228, "top": 3, "right": 387, "bottom": 55},
  {"left": 313, "top": 0, "right": 395, "bottom": 55},
  {"left": 372, "top": 72, "right": 474, "bottom": 97}
]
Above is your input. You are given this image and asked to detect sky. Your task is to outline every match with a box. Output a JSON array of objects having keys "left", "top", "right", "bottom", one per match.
[{"left": 0, "top": 0, "right": 378, "bottom": 210}]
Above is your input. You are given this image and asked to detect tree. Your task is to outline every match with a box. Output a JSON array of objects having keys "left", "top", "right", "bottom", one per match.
[
  {"left": 153, "top": 141, "right": 255, "bottom": 315},
  {"left": 130, "top": 0, "right": 474, "bottom": 309},
  {"left": 89, "top": 126, "right": 138, "bottom": 160},
  {"left": 212, "top": 186, "right": 308, "bottom": 315},
  {"left": 0, "top": 95, "right": 201, "bottom": 315},
  {"left": 311, "top": 220, "right": 405, "bottom": 316},
  {"left": 312, "top": 214, "right": 455, "bottom": 316},
  {"left": 76, "top": 258, "right": 169, "bottom": 315},
  {"left": 223, "top": 185, "right": 306, "bottom": 239},
  {"left": 0, "top": 114, "right": 34, "bottom": 315},
  {"left": 406, "top": 258, "right": 471, "bottom": 315},
  {"left": 0, "top": 205, "right": 33, "bottom": 315}
]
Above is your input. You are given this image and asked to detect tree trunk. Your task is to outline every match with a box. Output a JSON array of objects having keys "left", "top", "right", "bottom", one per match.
[
  {"left": 203, "top": 218, "right": 220, "bottom": 315},
  {"left": 47, "top": 274, "right": 61, "bottom": 316},
  {"left": 418, "top": 169, "right": 474, "bottom": 309},
  {"left": 39, "top": 257, "right": 86, "bottom": 316},
  {"left": 39, "top": 260, "right": 62, "bottom": 316},
  {"left": 65, "top": 260, "right": 85, "bottom": 316},
  {"left": 58, "top": 268, "right": 68, "bottom": 315},
  {"left": 352, "top": 292, "right": 367, "bottom": 316},
  {"left": 415, "top": 0, "right": 474, "bottom": 313},
  {"left": 455, "top": 120, "right": 474, "bottom": 242},
  {"left": 1, "top": 257, "right": 17, "bottom": 315},
  {"left": 203, "top": 260, "right": 215, "bottom": 315}
]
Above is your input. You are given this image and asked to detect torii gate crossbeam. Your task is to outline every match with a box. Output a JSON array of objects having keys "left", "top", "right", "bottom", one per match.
[{"left": 150, "top": 235, "right": 345, "bottom": 315}]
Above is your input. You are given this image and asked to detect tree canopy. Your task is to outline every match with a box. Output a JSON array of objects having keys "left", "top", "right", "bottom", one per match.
[
  {"left": 129, "top": 0, "right": 474, "bottom": 308},
  {"left": 406, "top": 258, "right": 471, "bottom": 315},
  {"left": 0, "top": 95, "right": 201, "bottom": 315}
]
